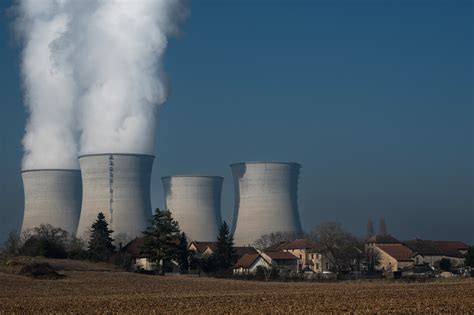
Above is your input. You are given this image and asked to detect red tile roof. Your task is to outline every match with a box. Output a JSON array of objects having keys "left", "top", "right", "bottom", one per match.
[
  {"left": 264, "top": 251, "right": 298, "bottom": 260},
  {"left": 190, "top": 242, "right": 258, "bottom": 257},
  {"left": 432, "top": 240, "right": 469, "bottom": 252},
  {"left": 121, "top": 237, "right": 145, "bottom": 258},
  {"left": 264, "top": 241, "right": 290, "bottom": 252},
  {"left": 403, "top": 239, "right": 468, "bottom": 258},
  {"left": 376, "top": 244, "right": 415, "bottom": 262},
  {"left": 280, "top": 239, "right": 322, "bottom": 251},
  {"left": 235, "top": 246, "right": 258, "bottom": 257},
  {"left": 232, "top": 254, "right": 261, "bottom": 269},
  {"left": 189, "top": 241, "right": 217, "bottom": 253},
  {"left": 367, "top": 234, "right": 400, "bottom": 244}
]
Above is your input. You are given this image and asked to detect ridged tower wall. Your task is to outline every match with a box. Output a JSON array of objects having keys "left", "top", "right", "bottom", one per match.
[
  {"left": 76, "top": 154, "right": 154, "bottom": 239},
  {"left": 231, "top": 162, "right": 302, "bottom": 246},
  {"left": 162, "top": 176, "right": 223, "bottom": 242}
]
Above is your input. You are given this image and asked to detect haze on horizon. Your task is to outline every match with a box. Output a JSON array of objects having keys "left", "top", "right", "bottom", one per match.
[{"left": 0, "top": 0, "right": 472, "bottom": 244}]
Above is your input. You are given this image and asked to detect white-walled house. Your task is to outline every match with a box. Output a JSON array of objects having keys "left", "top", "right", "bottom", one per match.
[
  {"left": 374, "top": 243, "right": 416, "bottom": 271},
  {"left": 404, "top": 239, "right": 468, "bottom": 267},
  {"left": 232, "top": 254, "right": 272, "bottom": 275}
]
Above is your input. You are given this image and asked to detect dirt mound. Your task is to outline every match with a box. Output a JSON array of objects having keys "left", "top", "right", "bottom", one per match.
[
  {"left": 1, "top": 258, "right": 64, "bottom": 280},
  {"left": 17, "top": 262, "right": 64, "bottom": 280}
]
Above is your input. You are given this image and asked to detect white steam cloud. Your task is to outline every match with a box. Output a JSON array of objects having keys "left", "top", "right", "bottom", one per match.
[{"left": 17, "top": 0, "right": 188, "bottom": 169}]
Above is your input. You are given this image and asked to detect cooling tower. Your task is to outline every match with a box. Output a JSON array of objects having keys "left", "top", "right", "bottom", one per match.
[
  {"left": 76, "top": 154, "right": 154, "bottom": 239},
  {"left": 231, "top": 162, "right": 302, "bottom": 246},
  {"left": 162, "top": 176, "right": 223, "bottom": 241},
  {"left": 21, "top": 169, "right": 82, "bottom": 235}
]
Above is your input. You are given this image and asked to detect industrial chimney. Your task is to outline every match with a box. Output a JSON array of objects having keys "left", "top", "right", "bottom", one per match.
[
  {"left": 76, "top": 154, "right": 154, "bottom": 239},
  {"left": 162, "top": 176, "right": 223, "bottom": 242},
  {"left": 230, "top": 162, "right": 302, "bottom": 246},
  {"left": 21, "top": 169, "right": 82, "bottom": 235}
]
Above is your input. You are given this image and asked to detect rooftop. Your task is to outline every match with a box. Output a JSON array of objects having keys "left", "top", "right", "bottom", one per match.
[
  {"left": 232, "top": 254, "right": 261, "bottom": 269},
  {"left": 376, "top": 243, "right": 416, "bottom": 262},
  {"left": 367, "top": 234, "right": 400, "bottom": 244},
  {"left": 264, "top": 251, "right": 298, "bottom": 260},
  {"left": 403, "top": 239, "right": 468, "bottom": 258}
]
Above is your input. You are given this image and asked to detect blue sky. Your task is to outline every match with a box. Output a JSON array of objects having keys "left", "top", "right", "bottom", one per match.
[{"left": 1, "top": 0, "right": 472, "bottom": 244}]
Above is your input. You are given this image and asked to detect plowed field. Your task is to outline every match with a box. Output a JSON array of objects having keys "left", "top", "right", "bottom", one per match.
[{"left": 0, "top": 271, "right": 473, "bottom": 314}]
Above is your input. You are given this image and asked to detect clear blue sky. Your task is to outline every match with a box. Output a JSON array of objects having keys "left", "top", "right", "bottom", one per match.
[{"left": 1, "top": 0, "right": 472, "bottom": 244}]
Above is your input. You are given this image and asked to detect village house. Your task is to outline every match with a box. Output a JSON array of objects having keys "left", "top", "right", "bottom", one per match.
[
  {"left": 265, "top": 239, "right": 334, "bottom": 273},
  {"left": 188, "top": 241, "right": 217, "bottom": 259},
  {"left": 232, "top": 253, "right": 272, "bottom": 275},
  {"left": 366, "top": 234, "right": 401, "bottom": 247},
  {"left": 404, "top": 239, "right": 468, "bottom": 267},
  {"left": 121, "top": 237, "right": 157, "bottom": 271},
  {"left": 188, "top": 241, "right": 258, "bottom": 260},
  {"left": 373, "top": 243, "right": 416, "bottom": 271},
  {"left": 260, "top": 251, "right": 299, "bottom": 273}
]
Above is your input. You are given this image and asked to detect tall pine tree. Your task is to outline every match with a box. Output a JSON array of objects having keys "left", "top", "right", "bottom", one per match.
[
  {"left": 141, "top": 208, "right": 181, "bottom": 275},
  {"left": 88, "top": 212, "right": 115, "bottom": 261},
  {"left": 176, "top": 232, "right": 190, "bottom": 274},
  {"left": 212, "top": 221, "right": 236, "bottom": 272}
]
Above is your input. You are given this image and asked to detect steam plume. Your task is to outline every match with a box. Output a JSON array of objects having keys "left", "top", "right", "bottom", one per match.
[
  {"left": 18, "top": 0, "right": 188, "bottom": 169},
  {"left": 18, "top": 0, "right": 78, "bottom": 170}
]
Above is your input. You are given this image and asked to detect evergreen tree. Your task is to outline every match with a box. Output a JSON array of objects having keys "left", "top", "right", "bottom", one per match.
[
  {"left": 212, "top": 221, "right": 236, "bottom": 272},
  {"left": 176, "top": 232, "right": 190, "bottom": 274},
  {"left": 88, "top": 212, "right": 115, "bottom": 261},
  {"left": 464, "top": 247, "right": 474, "bottom": 267},
  {"left": 141, "top": 208, "right": 181, "bottom": 275}
]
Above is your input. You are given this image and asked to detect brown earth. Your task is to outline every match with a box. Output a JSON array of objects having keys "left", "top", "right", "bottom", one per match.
[{"left": 0, "top": 260, "right": 473, "bottom": 314}]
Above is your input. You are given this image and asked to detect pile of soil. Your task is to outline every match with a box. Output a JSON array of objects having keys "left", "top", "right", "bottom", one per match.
[{"left": 17, "top": 262, "right": 64, "bottom": 280}]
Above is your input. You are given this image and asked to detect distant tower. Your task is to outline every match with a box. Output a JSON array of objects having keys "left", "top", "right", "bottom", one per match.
[
  {"left": 379, "top": 218, "right": 387, "bottom": 235},
  {"left": 230, "top": 161, "right": 302, "bottom": 246},
  {"left": 21, "top": 169, "right": 82, "bottom": 235},
  {"left": 162, "top": 176, "right": 223, "bottom": 242},
  {"left": 76, "top": 154, "right": 154, "bottom": 239},
  {"left": 367, "top": 219, "right": 374, "bottom": 238}
]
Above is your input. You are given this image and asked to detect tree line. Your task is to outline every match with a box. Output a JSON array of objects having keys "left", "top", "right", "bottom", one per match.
[{"left": 0, "top": 208, "right": 239, "bottom": 275}]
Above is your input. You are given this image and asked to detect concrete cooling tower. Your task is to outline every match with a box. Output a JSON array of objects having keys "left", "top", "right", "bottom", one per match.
[
  {"left": 76, "top": 154, "right": 154, "bottom": 239},
  {"left": 21, "top": 169, "right": 82, "bottom": 235},
  {"left": 162, "top": 176, "right": 223, "bottom": 242},
  {"left": 231, "top": 162, "right": 302, "bottom": 246}
]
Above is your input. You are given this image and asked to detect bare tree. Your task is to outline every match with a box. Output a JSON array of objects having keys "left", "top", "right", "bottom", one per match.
[
  {"left": 379, "top": 218, "right": 387, "bottom": 236},
  {"left": 253, "top": 231, "right": 303, "bottom": 250},
  {"left": 1, "top": 231, "right": 21, "bottom": 256},
  {"left": 309, "top": 222, "right": 361, "bottom": 273}
]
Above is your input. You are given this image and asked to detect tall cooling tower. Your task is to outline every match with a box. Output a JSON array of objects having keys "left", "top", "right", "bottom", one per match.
[
  {"left": 162, "top": 176, "right": 223, "bottom": 242},
  {"left": 76, "top": 154, "right": 154, "bottom": 239},
  {"left": 231, "top": 162, "right": 302, "bottom": 246},
  {"left": 21, "top": 169, "right": 82, "bottom": 235}
]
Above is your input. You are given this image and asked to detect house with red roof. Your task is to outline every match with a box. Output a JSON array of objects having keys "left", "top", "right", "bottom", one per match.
[
  {"left": 403, "top": 239, "right": 469, "bottom": 267},
  {"left": 188, "top": 241, "right": 258, "bottom": 260},
  {"left": 265, "top": 239, "right": 334, "bottom": 273},
  {"left": 373, "top": 243, "right": 416, "bottom": 271},
  {"left": 261, "top": 251, "right": 299, "bottom": 273},
  {"left": 232, "top": 253, "right": 272, "bottom": 275}
]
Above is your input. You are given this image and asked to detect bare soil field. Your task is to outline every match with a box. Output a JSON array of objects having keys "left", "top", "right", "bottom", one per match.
[{"left": 0, "top": 264, "right": 473, "bottom": 314}]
